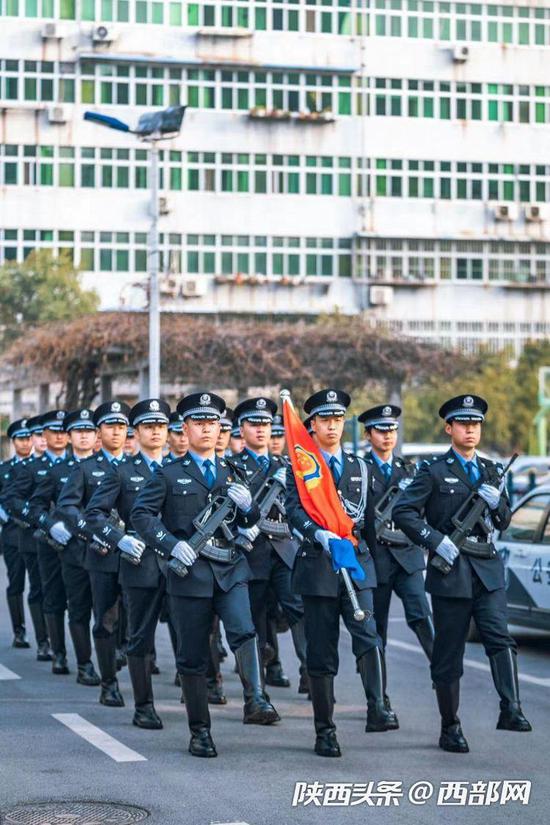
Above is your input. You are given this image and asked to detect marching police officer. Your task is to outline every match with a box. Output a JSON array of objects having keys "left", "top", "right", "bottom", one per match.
[
  {"left": 25, "top": 410, "right": 71, "bottom": 674},
  {"left": 269, "top": 414, "right": 286, "bottom": 456},
  {"left": 215, "top": 408, "right": 233, "bottom": 458},
  {"left": 0, "top": 418, "right": 33, "bottom": 648},
  {"left": 85, "top": 398, "right": 170, "bottom": 730},
  {"left": 1, "top": 414, "right": 52, "bottom": 660},
  {"left": 166, "top": 412, "right": 188, "bottom": 461},
  {"left": 393, "top": 394, "right": 532, "bottom": 752},
  {"left": 360, "top": 404, "right": 434, "bottom": 727},
  {"left": 56, "top": 401, "right": 131, "bottom": 707},
  {"left": 286, "top": 389, "right": 393, "bottom": 758},
  {"left": 131, "top": 392, "right": 279, "bottom": 759},
  {"left": 233, "top": 397, "right": 308, "bottom": 694},
  {"left": 29, "top": 409, "right": 100, "bottom": 685}
]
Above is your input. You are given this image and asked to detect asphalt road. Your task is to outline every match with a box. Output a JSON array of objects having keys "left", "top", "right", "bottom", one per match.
[{"left": 0, "top": 562, "right": 548, "bottom": 825}]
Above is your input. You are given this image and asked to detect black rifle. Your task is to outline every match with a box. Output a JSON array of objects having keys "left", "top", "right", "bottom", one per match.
[
  {"left": 168, "top": 462, "right": 258, "bottom": 578},
  {"left": 33, "top": 526, "right": 66, "bottom": 553},
  {"left": 431, "top": 453, "right": 518, "bottom": 576},
  {"left": 87, "top": 512, "right": 128, "bottom": 560},
  {"left": 254, "top": 474, "right": 291, "bottom": 539},
  {"left": 374, "top": 482, "right": 413, "bottom": 548}
]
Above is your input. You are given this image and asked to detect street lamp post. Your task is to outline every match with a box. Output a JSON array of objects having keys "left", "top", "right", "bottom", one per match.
[{"left": 83, "top": 106, "right": 186, "bottom": 397}]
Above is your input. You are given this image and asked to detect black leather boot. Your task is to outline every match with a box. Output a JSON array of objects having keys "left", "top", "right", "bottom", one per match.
[
  {"left": 7, "top": 594, "right": 30, "bottom": 648},
  {"left": 265, "top": 660, "right": 291, "bottom": 687},
  {"left": 358, "top": 648, "right": 395, "bottom": 732},
  {"left": 207, "top": 626, "right": 227, "bottom": 704},
  {"left": 46, "top": 613, "right": 69, "bottom": 674},
  {"left": 128, "top": 654, "right": 162, "bottom": 729},
  {"left": 235, "top": 637, "right": 280, "bottom": 724},
  {"left": 95, "top": 636, "right": 124, "bottom": 707},
  {"left": 290, "top": 619, "right": 310, "bottom": 696},
  {"left": 308, "top": 675, "right": 341, "bottom": 757},
  {"left": 435, "top": 681, "right": 469, "bottom": 752},
  {"left": 490, "top": 648, "right": 532, "bottom": 732},
  {"left": 180, "top": 674, "right": 217, "bottom": 757},
  {"left": 29, "top": 602, "right": 52, "bottom": 661},
  {"left": 379, "top": 648, "right": 399, "bottom": 729},
  {"left": 411, "top": 616, "right": 435, "bottom": 662},
  {"left": 69, "top": 622, "right": 100, "bottom": 685}
]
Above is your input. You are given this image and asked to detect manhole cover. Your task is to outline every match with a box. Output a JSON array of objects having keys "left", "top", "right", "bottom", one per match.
[{"left": 1, "top": 801, "right": 150, "bottom": 825}]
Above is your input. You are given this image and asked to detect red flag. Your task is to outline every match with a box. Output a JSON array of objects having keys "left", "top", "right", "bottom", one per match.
[{"left": 281, "top": 391, "right": 356, "bottom": 545}]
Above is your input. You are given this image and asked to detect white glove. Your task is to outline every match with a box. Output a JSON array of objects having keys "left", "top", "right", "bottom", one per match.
[
  {"left": 314, "top": 529, "right": 340, "bottom": 556},
  {"left": 49, "top": 521, "right": 72, "bottom": 546},
  {"left": 117, "top": 534, "right": 145, "bottom": 562},
  {"left": 171, "top": 540, "right": 197, "bottom": 567},
  {"left": 273, "top": 468, "right": 287, "bottom": 489},
  {"left": 435, "top": 536, "right": 460, "bottom": 565},
  {"left": 477, "top": 483, "right": 500, "bottom": 510},
  {"left": 238, "top": 524, "right": 260, "bottom": 542},
  {"left": 227, "top": 482, "right": 252, "bottom": 512},
  {"left": 0, "top": 504, "right": 8, "bottom": 524}
]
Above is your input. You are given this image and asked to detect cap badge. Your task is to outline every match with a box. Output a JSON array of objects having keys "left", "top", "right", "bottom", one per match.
[
  {"left": 81, "top": 410, "right": 90, "bottom": 419},
  {"left": 57, "top": 411, "right": 65, "bottom": 420},
  {"left": 383, "top": 406, "right": 392, "bottom": 416},
  {"left": 200, "top": 394, "right": 211, "bottom": 406},
  {"left": 21, "top": 419, "right": 27, "bottom": 427},
  {"left": 150, "top": 400, "right": 160, "bottom": 411},
  {"left": 256, "top": 398, "right": 267, "bottom": 409},
  {"left": 111, "top": 402, "right": 121, "bottom": 412},
  {"left": 327, "top": 390, "right": 337, "bottom": 402},
  {"left": 464, "top": 396, "right": 474, "bottom": 407}
]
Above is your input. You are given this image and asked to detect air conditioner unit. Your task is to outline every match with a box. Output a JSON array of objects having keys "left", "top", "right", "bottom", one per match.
[
  {"left": 525, "top": 204, "right": 546, "bottom": 223},
  {"left": 158, "top": 196, "right": 170, "bottom": 216},
  {"left": 47, "top": 105, "right": 68, "bottom": 124},
  {"left": 92, "top": 24, "right": 118, "bottom": 44},
  {"left": 369, "top": 285, "right": 394, "bottom": 306},
  {"left": 41, "top": 22, "right": 63, "bottom": 39},
  {"left": 452, "top": 45, "right": 470, "bottom": 63},
  {"left": 494, "top": 203, "right": 518, "bottom": 222},
  {"left": 159, "top": 276, "right": 180, "bottom": 297},
  {"left": 181, "top": 278, "right": 208, "bottom": 298}
]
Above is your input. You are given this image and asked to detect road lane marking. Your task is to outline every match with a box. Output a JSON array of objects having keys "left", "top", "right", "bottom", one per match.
[
  {"left": 52, "top": 713, "right": 147, "bottom": 762},
  {"left": 0, "top": 663, "right": 21, "bottom": 680},
  {"left": 387, "top": 638, "right": 550, "bottom": 687}
]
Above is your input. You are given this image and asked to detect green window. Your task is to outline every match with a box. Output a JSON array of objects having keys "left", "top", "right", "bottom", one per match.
[
  {"left": 116, "top": 250, "right": 129, "bottom": 271},
  {"left": 488, "top": 100, "right": 498, "bottom": 121},
  {"left": 170, "top": 168, "right": 182, "bottom": 190},
  {"left": 100, "top": 250, "right": 112, "bottom": 271},
  {"left": 237, "top": 171, "right": 249, "bottom": 193},
  {"left": 306, "top": 173, "right": 317, "bottom": 195},
  {"left": 221, "top": 170, "right": 233, "bottom": 191},
  {"left": 440, "top": 178, "right": 451, "bottom": 199},
  {"left": 255, "top": 171, "right": 267, "bottom": 193},
  {"left": 376, "top": 175, "right": 387, "bottom": 196},
  {"left": 187, "top": 169, "right": 199, "bottom": 190},
  {"left": 40, "top": 164, "right": 53, "bottom": 185},
  {"left": 80, "top": 248, "right": 94, "bottom": 270},
  {"left": 187, "top": 251, "right": 199, "bottom": 273},
  {"left": 135, "top": 167, "right": 147, "bottom": 188},
  {"left": 60, "top": 0, "right": 75, "bottom": 19},
  {"left": 59, "top": 163, "right": 74, "bottom": 187},
  {"left": 135, "top": 250, "right": 147, "bottom": 271},
  {"left": 338, "top": 174, "right": 351, "bottom": 196},
  {"left": 81, "top": 165, "right": 95, "bottom": 187},
  {"left": 288, "top": 172, "right": 300, "bottom": 194},
  {"left": 116, "top": 167, "right": 129, "bottom": 188}
]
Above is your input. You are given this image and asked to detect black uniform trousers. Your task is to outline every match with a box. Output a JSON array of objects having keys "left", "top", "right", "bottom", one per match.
[
  {"left": 431, "top": 569, "right": 516, "bottom": 685},
  {"left": 36, "top": 541, "right": 67, "bottom": 615},
  {"left": 303, "top": 583, "right": 380, "bottom": 677},
  {"left": 169, "top": 580, "right": 256, "bottom": 675},
  {"left": 89, "top": 570, "right": 121, "bottom": 640},
  {"left": 248, "top": 551, "right": 303, "bottom": 650},
  {"left": 61, "top": 559, "right": 93, "bottom": 626},
  {"left": 373, "top": 557, "right": 431, "bottom": 647},
  {"left": 15, "top": 527, "right": 43, "bottom": 604},
  {"left": 125, "top": 579, "right": 166, "bottom": 658},
  {"left": 2, "top": 541, "right": 26, "bottom": 598}
]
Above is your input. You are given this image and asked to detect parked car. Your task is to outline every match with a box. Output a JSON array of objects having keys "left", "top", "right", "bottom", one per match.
[
  {"left": 494, "top": 485, "right": 550, "bottom": 632},
  {"left": 507, "top": 455, "right": 550, "bottom": 498}
]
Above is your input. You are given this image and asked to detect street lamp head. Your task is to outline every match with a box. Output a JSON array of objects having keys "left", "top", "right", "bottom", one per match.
[{"left": 135, "top": 105, "right": 187, "bottom": 138}]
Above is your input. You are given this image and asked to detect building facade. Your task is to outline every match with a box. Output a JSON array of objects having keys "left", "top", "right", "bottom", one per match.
[{"left": 1, "top": 0, "right": 550, "bottom": 355}]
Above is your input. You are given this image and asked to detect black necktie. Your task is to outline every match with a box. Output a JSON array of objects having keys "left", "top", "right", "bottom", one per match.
[
  {"left": 329, "top": 455, "right": 340, "bottom": 483},
  {"left": 203, "top": 459, "right": 215, "bottom": 489}
]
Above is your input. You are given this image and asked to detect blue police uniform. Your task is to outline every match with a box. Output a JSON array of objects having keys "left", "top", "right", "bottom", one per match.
[
  {"left": 393, "top": 394, "right": 532, "bottom": 752},
  {"left": 56, "top": 401, "right": 130, "bottom": 707},
  {"left": 233, "top": 397, "right": 307, "bottom": 693},
  {"left": 131, "top": 392, "right": 279, "bottom": 758},
  {"left": 285, "top": 388, "right": 393, "bottom": 759},
  {"left": 85, "top": 398, "right": 170, "bottom": 729}
]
